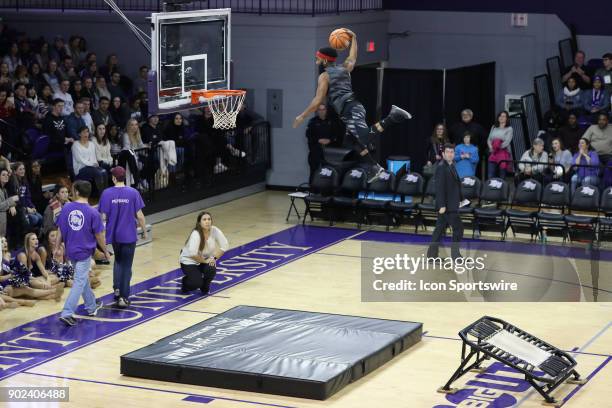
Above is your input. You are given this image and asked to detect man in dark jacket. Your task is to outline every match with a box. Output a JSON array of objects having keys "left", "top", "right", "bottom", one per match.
[
  {"left": 43, "top": 99, "right": 71, "bottom": 153},
  {"left": 449, "top": 109, "right": 486, "bottom": 147},
  {"left": 427, "top": 143, "right": 464, "bottom": 259},
  {"left": 305, "top": 104, "right": 336, "bottom": 183}
]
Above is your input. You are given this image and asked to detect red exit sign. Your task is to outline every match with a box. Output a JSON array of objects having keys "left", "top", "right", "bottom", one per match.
[{"left": 366, "top": 41, "right": 376, "bottom": 52}]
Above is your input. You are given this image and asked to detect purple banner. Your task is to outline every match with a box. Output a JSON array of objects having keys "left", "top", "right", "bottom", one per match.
[{"left": 0, "top": 225, "right": 357, "bottom": 381}]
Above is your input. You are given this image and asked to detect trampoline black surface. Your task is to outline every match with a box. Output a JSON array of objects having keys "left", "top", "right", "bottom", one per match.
[{"left": 120, "top": 305, "right": 422, "bottom": 399}]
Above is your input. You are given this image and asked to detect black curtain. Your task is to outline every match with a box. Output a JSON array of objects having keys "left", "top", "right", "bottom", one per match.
[
  {"left": 444, "top": 62, "right": 496, "bottom": 138},
  {"left": 351, "top": 66, "right": 378, "bottom": 126},
  {"left": 380, "top": 68, "right": 444, "bottom": 172}
]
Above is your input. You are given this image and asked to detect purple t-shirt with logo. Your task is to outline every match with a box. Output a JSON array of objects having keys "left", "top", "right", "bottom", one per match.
[
  {"left": 98, "top": 186, "right": 145, "bottom": 244},
  {"left": 56, "top": 202, "right": 104, "bottom": 261}
]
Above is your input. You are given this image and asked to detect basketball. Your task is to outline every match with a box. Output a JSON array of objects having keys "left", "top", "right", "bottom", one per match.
[{"left": 329, "top": 28, "right": 351, "bottom": 50}]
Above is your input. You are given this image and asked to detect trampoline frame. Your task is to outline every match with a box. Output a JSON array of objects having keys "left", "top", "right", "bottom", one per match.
[{"left": 438, "top": 316, "right": 586, "bottom": 406}]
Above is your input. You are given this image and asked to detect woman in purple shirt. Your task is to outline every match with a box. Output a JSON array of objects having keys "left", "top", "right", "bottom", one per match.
[{"left": 571, "top": 138, "right": 600, "bottom": 193}]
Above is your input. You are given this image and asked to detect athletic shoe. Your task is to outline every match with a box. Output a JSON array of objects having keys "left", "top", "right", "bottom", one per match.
[
  {"left": 367, "top": 165, "right": 386, "bottom": 184},
  {"left": 60, "top": 316, "right": 77, "bottom": 326},
  {"left": 113, "top": 289, "right": 120, "bottom": 301},
  {"left": 117, "top": 297, "right": 129, "bottom": 308},
  {"left": 95, "top": 259, "right": 110, "bottom": 265},
  {"left": 87, "top": 300, "right": 104, "bottom": 317},
  {"left": 388, "top": 105, "right": 412, "bottom": 122}
]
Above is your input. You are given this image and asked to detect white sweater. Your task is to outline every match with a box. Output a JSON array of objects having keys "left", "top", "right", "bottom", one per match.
[
  {"left": 72, "top": 141, "right": 98, "bottom": 175},
  {"left": 93, "top": 139, "right": 113, "bottom": 166},
  {"left": 179, "top": 226, "right": 229, "bottom": 265}
]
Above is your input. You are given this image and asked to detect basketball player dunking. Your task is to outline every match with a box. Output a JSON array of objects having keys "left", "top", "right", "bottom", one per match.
[{"left": 293, "top": 28, "right": 412, "bottom": 182}]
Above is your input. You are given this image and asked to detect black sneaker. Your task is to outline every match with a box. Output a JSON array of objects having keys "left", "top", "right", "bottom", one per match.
[
  {"left": 113, "top": 289, "right": 120, "bottom": 301},
  {"left": 388, "top": 105, "right": 412, "bottom": 122},
  {"left": 87, "top": 300, "right": 104, "bottom": 316},
  {"left": 60, "top": 316, "right": 77, "bottom": 326},
  {"left": 368, "top": 165, "right": 386, "bottom": 184},
  {"left": 117, "top": 297, "right": 129, "bottom": 308},
  {"left": 95, "top": 259, "right": 110, "bottom": 265}
]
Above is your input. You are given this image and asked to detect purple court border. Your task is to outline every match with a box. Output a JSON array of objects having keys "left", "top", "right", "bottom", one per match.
[{"left": 0, "top": 225, "right": 360, "bottom": 383}]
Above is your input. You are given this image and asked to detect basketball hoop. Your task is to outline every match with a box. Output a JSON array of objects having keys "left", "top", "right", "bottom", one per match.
[{"left": 191, "top": 89, "right": 246, "bottom": 129}]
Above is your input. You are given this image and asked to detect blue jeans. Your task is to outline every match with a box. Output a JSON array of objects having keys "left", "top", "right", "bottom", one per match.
[
  {"left": 27, "top": 211, "right": 43, "bottom": 228},
  {"left": 487, "top": 162, "right": 507, "bottom": 179},
  {"left": 61, "top": 256, "right": 96, "bottom": 318},
  {"left": 112, "top": 242, "right": 136, "bottom": 298},
  {"left": 571, "top": 174, "right": 599, "bottom": 193},
  {"left": 77, "top": 166, "right": 107, "bottom": 193}
]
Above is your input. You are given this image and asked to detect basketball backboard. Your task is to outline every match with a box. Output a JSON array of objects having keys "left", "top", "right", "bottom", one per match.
[{"left": 149, "top": 8, "right": 231, "bottom": 115}]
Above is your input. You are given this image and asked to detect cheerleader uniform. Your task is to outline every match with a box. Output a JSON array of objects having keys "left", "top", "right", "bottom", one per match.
[
  {"left": 6, "top": 258, "right": 31, "bottom": 288},
  {"left": 50, "top": 259, "right": 74, "bottom": 283}
]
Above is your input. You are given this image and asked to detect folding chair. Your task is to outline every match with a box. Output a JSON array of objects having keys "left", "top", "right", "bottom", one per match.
[
  {"left": 504, "top": 178, "right": 542, "bottom": 240},
  {"left": 389, "top": 172, "right": 424, "bottom": 231},
  {"left": 359, "top": 171, "right": 396, "bottom": 230},
  {"left": 536, "top": 181, "right": 570, "bottom": 242},
  {"left": 330, "top": 167, "right": 367, "bottom": 227},
  {"left": 303, "top": 165, "right": 340, "bottom": 225},
  {"left": 598, "top": 186, "right": 612, "bottom": 244},
  {"left": 458, "top": 176, "right": 481, "bottom": 232},
  {"left": 415, "top": 176, "right": 438, "bottom": 233},
  {"left": 565, "top": 184, "right": 600, "bottom": 243},
  {"left": 473, "top": 177, "right": 510, "bottom": 240}
]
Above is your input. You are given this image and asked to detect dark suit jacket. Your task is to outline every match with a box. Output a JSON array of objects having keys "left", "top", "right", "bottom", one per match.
[{"left": 434, "top": 161, "right": 463, "bottom": 212}]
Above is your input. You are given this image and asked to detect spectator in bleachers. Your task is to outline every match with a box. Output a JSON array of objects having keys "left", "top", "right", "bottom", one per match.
[
  {"left": 163, "top": 113, "right": 188, "bottom": 174},
  {"left": 25, "top": 85, "right": 41, "bottom": 120},
  {"left": 557, "top": 76, "right": 585, "bottom": 120},
  {"left": 454, "top": 131, "right": 479, "bottom": 178},
  {"left": 72, "top": 126, "right": 107, "bottom": 192},
  {"left": 110, "top": 96, "right": 128, "bottom": 129},
  {"left": 92, "top": 96, "right": 114, "bottom": 127},
  {"left": 93, "top": 123, "right": 113, "bottom": 172},
  {"left": 28, "top": 160, "right": 48, "bottom": 214},
  {"left": 582, "top": 113, "right": 612, "bottom": 164},
  {"left": 69, "top": 78, "right": 82, "bottom": 102},
  {"left": 81, "top": 97, "right": 94, "bottom": 133},
  {"left": 18, "top": 40, "right": 35, "bottom": 68},
  {"left": 65, "top": 36, "right": 84, "bottom": 67},
  {"left": 426, "top": 123, "right": 449, "bottom": 167},
  {"left": 194, "top": 107, "right": 226, "bottom": 180},
  {"left": 134, "top": 65, "right": 148, "bottom": 96},
  {"left": 561, "top": 51, "right": 592, "bottom": 90},
  {"left": 128, "top": 95, "right": 143, "bottom": 124},
  {"left": 35, "top": 42, "right": 50, "bottom": 70},
  {"left": 0, "top": 88, "right": 15, "bottom": 120},
  {"left": 94, "top": 75, "right": 111, "bottom": 104},
  {"left": 449, "top": 108, "right": 486, "bottom": 146},
  {"left": 107, "top": 71, "right": 126, "bottom": 102},
  {"left": 13, "top": 65, "right": 29, "bottom": 87},
  {"left": 29, "top": 62, "right": 45, "bottom": 93},
  {"left": 571, "top": 138, "right": 600, "bottom": 192},
  {"left": 65, "top": 100, "right": 86, "bottom": 141},
  {"left": 42, "top": 184, "right": 69, "bottom": 234},
  {"left": 141, "top": 114, "right": 161, "bottom": 148},
  {"left": 487, "top": 111, "right": 513, "bottom": 179},
  {"left": 99, "top": 54, "right": 119, "bottom": 79},
  {"left": 43, "top": 99, "right": 70, "bottom": 155},
  {"left": 57, "top": 55, "right": 76, "bottom": 82},
  {"left": 43, "top": 59, "right": 60, "bottom": 93},
  {"left": 2, "top": 43, "right": 21, "bottom": 74},
  {"left": 9, "top": 161, "right": 43, "bottom": 230},
  {"left": 121, "top": 118, "right": 147, "bottom": 189},
  {"left": 235, "top": 102, "right": 264, "bottom": 155},
  {"left": 557, "top": 113, "right": 584, "bottom": 153},
  {"left": 13, "top": 83, "right": 35, "bottom": 131},
  {"left": 107, "top": 124, "right": 122, "bottom": 155},
  {"left": 0, "top": 134, "right": 11, "bottom": 171},
  {"left": 584, "top": 76, "right": 610, "bottom": 123},
  {"left": 53, "top": 79, "right": 74, "bottom": 116},
  {"left": 549, "top": 138, "right": 573, "bottom": 181},
  {"left": 49, "top": 36, "right": 66, "bottom": 63},
  {"left": 518, "top": 138, "right": 548, "bottom": 182},
  {"left": 80, "top": 61, "right": 97, "bottom": 80},
  {"left": 594, "top": 53, "right": 612, "bottom": 94},
  {"left": 0, "top": 62, "right": 11, "bottom": 87},
  {"left": 81, "top": 76, "right": 96, "bottom": 106},
  {"left": 36, "top": 84, "right": 53, "bottom": 118},
  {"left": 0, "top": 168, "right": 19, "bottom": 238}
]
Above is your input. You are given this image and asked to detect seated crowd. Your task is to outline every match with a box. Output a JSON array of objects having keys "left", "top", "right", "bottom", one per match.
[{"left": 0, "top": 23, "right": 264, "bottom": 195}]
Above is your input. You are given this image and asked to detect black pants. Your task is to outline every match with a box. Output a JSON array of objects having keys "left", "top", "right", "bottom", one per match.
[
  {"left": 340, "top": 101, "right": 382, "bottom": 153},
  {"left": 427, "top": 211, "right": 464, "bottom": 258},
  {"left": 180, "top": 262, "right": 216, "bottom": 294},
  {"left": 117, "top": 150, "right": 140, "bottom": 186}
]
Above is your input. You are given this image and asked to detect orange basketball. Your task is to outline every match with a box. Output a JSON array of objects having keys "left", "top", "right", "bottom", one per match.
[{"left": 329, "top": 28, "right": 351, "bottom": 50}]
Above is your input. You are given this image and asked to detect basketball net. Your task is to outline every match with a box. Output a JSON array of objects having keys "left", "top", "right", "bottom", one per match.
[{"left": 191, "top": 90, "right": 246, "bottom": 129}]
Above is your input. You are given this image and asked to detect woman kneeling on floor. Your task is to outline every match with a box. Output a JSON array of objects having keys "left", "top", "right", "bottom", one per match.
[{"left": 179, "top": 211, "right": 228, "bottom": 295}]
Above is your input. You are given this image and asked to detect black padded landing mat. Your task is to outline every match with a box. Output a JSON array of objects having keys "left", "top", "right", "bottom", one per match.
[{"left": 121, "top": 305, "right": 422, "bottom": 399}]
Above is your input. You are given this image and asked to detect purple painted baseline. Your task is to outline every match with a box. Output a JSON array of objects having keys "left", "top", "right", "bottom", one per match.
[
  {"left": 355, "top": 230, "right": 612, "bottom": 262},
  {"left": 0, "top": 225, "right": 357, "bottom": 382}
]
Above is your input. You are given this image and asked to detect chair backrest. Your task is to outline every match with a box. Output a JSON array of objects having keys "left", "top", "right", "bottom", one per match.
[
  {"left": 31, "top": 135, "right": 50, "bottom": 160},
  {"left": 460, "top": 176, "right": 481, "bottom": 200},
  {"left": 395, "top": 172, "right": 424, "bottom": 196},
  {"left": 541, "top": 181, "right": 570, "bottom": 208},
  {"left": 601, "top": 186, "right": 612, "bottom": 213},
  {"left": 424, "top": 176, "right": 436, "bottom": 197},
  {"left": 513, "top": 178, "right": 542, "bottom": 206},
  {"left": 571, "top": 185, "right": 600, "bottom": 211},
  {"left": 340, "top": 167, "right": 367, "bottom": 193},
  {"left": 367, "top": 170, "right": 395, "bottom": 194},
  {"left": 311, "top": 165, "right": 340, "bottom": 195},
  {"left": 480, "top": 178, "right": 509, "bottom": 203}
]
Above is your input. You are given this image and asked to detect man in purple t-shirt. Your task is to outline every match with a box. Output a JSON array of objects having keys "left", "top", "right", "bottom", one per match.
[
  {"left": 57, "top": 180, "right": 110, "bottom": 326},
  {"left": 98, "top": 166, "right": 146, "bottom": 308}
]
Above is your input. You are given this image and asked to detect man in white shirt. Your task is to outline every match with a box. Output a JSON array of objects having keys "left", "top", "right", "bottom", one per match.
[
  {"left": 53, "top": 79, "right": 74, "bottom": 116},
  {"left": 80, "top": 97, "right": 94, "bottom": 134}
]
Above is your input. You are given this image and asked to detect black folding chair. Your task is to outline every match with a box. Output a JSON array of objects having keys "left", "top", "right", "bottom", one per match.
[
  {"left": 458, "top": 176, "right": 481, "bottom": 231},
  {"left": 473, "top": 178, "right": 510, "bottom": 240},
  {"left": 330, "top": 167, "right": 367, "bottom": 227},
  {"left": 504, "top": 178, "right": 542, "bottom": 241},
  {"left": 359, "top": 171, "right": 396, "bottom": 230},
  {"left": 598, "top": 186, "right": 612, "bottom": 244},
  {"left": 565, "top": 184, "right": 600, "bottom": 243},
  {"left": 536, "top": 181, "right": 570, "bottom": 242},
  {"left": 416, "top": 176, "right": 438, "bottom": 233},
  {"left": 389, "top": 172, "right": 424, "bottom": 231},
  {"left": 303, "top": 165, "right": 340, "bottom": 225}
]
